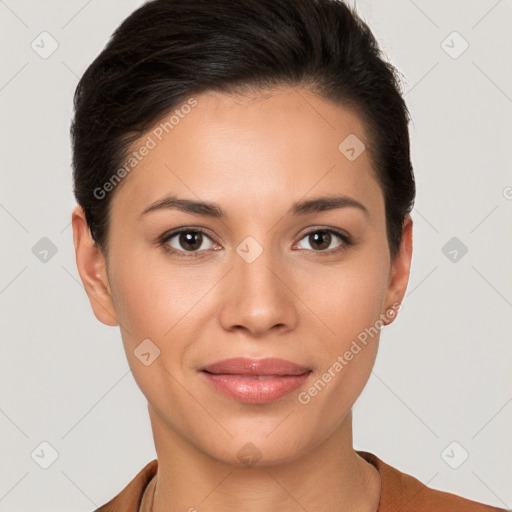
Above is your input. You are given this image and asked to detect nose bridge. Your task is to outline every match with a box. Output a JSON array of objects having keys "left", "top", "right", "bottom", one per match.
[
  {"left": 236, "top": 234, "right": 279, "bottom": 292},
  {"left": 218, "top": 232, "right": 298, "bottom": 334}
]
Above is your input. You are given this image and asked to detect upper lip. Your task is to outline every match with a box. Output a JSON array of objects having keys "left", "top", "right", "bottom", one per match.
[{"left": 200, "top": 357, "right": 311, "bottom": 376}]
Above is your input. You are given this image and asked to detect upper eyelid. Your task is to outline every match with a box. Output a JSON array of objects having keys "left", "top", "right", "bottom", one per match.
[
  {"left": 294, "top": 229, "right": 350, "bottom": 250},
  {"left": 160, "top": 226, "right": 218, "bottom": 243}
]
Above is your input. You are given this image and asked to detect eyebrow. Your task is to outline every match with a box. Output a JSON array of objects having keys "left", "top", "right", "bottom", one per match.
[{"left": 139, "top": 193, "right": 369, "bottom": 219}]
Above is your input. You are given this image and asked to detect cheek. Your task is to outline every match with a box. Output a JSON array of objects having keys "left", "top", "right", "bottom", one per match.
[
  {"left": 111, "top": 268, "right": 163, "bottom": 338},
  {"left": 108, "top": 251, "right": 217, "bottom": 390},
  {"left": 295, "top": 250, "right": 389, "bottom": 402},
  {"left": 295, "top": 271, "right": 385, "bottom": 433},
  {"left": 107, "top": 255, "right": 192, "bottom": 400},
  {"left": 109, "top": 249, "right": 192, "bottom": 340},
  {"left": 299, "top": 253, "right": 389, "bottom": 345}
]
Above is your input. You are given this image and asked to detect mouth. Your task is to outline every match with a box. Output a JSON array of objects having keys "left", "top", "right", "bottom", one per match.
[
  {"left": 200, "top": 357, "right": 311, "bottom": 376},
  {"left": 203, "top": 374, "right": 293, "bottom": 380},
  {"left": 199, "top": 357, "right": 312, "bottom": 404}
]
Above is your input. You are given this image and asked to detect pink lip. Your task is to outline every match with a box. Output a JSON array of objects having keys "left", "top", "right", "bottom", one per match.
[
  {"left": 200, "top": 357, "right": 312, "bottom": 404},
  {"left": 200, "top": 357, "right": 311, "bottom": 376}
]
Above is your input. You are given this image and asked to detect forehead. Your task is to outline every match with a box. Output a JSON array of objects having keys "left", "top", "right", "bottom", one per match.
[{"left": 110, "top": 86, "right": 383, "bottom": 222}]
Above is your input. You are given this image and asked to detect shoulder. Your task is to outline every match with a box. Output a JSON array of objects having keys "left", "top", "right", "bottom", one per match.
[
  {"left": 93, "top": 459, "right": 158, "bottom": 512},
  {"left": 356, "top": 450, "right": 507, "bottom": 512}
]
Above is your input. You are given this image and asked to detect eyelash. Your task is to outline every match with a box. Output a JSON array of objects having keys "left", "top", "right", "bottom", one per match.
[{"left": 158, "top": 226, "right": 353, "bottom": 259}]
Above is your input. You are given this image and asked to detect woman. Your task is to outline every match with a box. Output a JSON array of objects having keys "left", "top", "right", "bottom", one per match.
[{"left": 70, "top": 0, "right": 506, "bottom": 510}]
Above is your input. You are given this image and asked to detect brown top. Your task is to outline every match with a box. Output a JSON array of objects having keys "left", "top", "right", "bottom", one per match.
[{"left": 94, "top": 450, "right": 507, "bottom": 512}]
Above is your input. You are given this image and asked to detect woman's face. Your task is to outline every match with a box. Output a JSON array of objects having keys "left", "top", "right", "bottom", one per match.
[{"left": 75, "top": 86, "right": 412, "bottom": 466}]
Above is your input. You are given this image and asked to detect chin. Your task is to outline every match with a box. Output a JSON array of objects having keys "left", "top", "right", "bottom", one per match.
[{"left": 200, "top": 431, "right": 311, "bottom": 469}]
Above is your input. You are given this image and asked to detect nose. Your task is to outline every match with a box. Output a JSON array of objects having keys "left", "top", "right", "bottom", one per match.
[{"left": 218, "top": 245, "right": 299, "bottom": 337}]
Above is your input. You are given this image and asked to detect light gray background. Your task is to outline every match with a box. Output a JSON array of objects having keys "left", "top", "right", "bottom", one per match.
[{"left": 1, "top": 0, "right": 511, "bottom": 510}]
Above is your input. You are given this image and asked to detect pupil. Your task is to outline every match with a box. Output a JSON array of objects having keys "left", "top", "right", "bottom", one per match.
[
  {"left": 181, "top": 232, "right": 202, "bottom": 251},
  {"left": 311, "top": 231, "right": 331, "bottom": 250}
]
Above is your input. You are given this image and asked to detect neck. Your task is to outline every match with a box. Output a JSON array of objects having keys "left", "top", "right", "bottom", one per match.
[{"left": 147, "top": 405, "right": 381, "bottom": 512}]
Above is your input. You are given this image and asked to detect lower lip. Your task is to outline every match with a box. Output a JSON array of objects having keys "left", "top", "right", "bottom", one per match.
[{"left": 201, "top": 371, "right": 311, "bottom": 404}]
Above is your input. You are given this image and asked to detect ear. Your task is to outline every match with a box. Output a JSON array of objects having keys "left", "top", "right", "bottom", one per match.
[
  {"left": 71, "top": 205, "right": 118, "bottom": 327},
  {"left": 382, "top": 214, "right": 413, "bottom": 326}
]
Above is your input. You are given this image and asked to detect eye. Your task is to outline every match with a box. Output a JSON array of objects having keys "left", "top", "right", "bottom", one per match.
[
  {"left": 160, "top": 228, "right": 218, "bottom": 258},
  {"left": 158, "top": 226, "right": 352, "bottom": 259},
  {"left": 295, "top": 228, "right": 351, "bottom": 254}
]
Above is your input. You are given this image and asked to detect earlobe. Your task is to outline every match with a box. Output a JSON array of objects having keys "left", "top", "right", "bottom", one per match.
[
  {"left": 71, "top": 205, "right": 119, "bottom": 327},
  {"left": 382, "top": 214, "right": 413, "bottom": 326}
]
